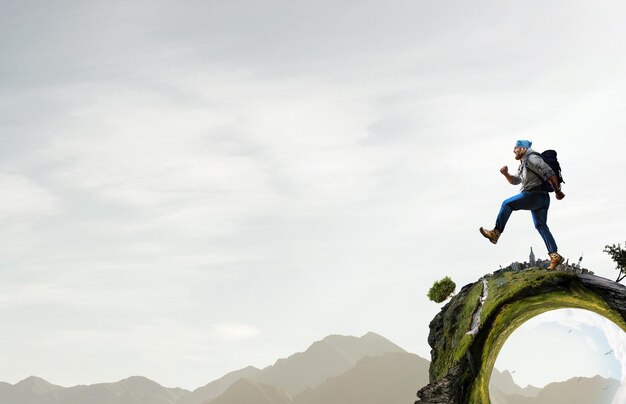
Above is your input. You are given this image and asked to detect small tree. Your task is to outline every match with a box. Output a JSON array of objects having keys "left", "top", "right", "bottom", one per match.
[
  {"left": 428, "top": 276, "right": 456, "bottom": 303},
  {"left": 604, "top": 242, "right": 626, "bottom": 283}
]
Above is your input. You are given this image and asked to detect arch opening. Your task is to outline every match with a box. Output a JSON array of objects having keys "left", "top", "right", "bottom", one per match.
[
  {"left": 489, "top": 308, "right": 626, "bottom": 403},
  {"left": 470, "top": 277, "right": 626, "bottom": 403}
]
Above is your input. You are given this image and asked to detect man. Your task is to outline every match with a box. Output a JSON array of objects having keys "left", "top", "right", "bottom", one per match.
[{"left": 480, "top": 140, "right": 565, "bottom": 270}]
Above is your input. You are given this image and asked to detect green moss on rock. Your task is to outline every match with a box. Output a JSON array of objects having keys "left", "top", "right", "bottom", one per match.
[
  {"left": 417, "top": 269, "right": 626, "bottom": 404},
  {"left": 427, "top": 280, "right": 483, "bottom": 381}
]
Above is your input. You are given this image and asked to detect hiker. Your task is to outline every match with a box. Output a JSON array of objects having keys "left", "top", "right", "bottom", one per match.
[{"left": 480, "top": 140, "right": 565, "bottom": 270}]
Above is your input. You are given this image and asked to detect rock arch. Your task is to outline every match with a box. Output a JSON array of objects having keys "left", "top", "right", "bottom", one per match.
[{"left": 416, "top": 269, "right": 626, "bottom": 403}]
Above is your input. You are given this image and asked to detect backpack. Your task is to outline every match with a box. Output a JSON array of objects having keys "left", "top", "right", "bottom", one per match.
[{"left": 525, "top": 150, "right": 564, "bottom": 192}]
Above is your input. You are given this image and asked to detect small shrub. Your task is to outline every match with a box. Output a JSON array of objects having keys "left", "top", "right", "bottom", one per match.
[
  {"left": 604, "top": 242, "right": 626, "bottom": 283},
  {"left": 428, "top": 276, "right": 457, "bottom": 303}
]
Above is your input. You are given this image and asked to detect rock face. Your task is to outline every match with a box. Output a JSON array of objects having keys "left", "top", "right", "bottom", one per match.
[{"left": 415, "top": 269, "right": 626, "bottom": 404}]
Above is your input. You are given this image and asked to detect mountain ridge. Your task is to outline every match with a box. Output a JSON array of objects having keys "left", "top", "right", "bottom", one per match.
[{"left": 0, "top": 332, "right": 621, "bottom": 404}]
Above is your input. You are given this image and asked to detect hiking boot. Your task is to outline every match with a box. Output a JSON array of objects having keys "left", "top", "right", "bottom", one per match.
[
  {"left": 479, "top": 227, "right": 501, "bottom": 244},
  {"left": 548, "top": 252, "right": 564, "bottom": 270}
]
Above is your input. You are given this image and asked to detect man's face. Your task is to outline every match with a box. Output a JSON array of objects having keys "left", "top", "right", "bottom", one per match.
[{"left": 513, "top": 146, "right": 527, "bottom": 160}]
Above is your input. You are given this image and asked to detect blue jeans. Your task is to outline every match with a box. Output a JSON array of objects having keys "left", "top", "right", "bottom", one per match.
[{"left": 495, "top": 191, "right": 558, "bottom": 253}]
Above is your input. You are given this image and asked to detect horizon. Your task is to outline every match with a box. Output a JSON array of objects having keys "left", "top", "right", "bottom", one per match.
[
  {"left": 2, "top": 0, "right": 626, "bottom": 395},
  {"left": 0, "top": 324, "right": 622, "bottom": 392},
  {"left": 0, "top": 339, "right": 621, "bottom": 392}
]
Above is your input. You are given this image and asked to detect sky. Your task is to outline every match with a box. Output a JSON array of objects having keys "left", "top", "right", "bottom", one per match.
[
  {"left": 1, "top": 0, "right": 626, "bottom": 393},
  {"left": 495, "top": 309, "right": 625, "bottom": 396}
]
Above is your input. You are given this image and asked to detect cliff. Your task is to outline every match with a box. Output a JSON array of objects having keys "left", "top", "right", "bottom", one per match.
[{"left": 416, "top": 268, "right": 626, "bottom": 404}]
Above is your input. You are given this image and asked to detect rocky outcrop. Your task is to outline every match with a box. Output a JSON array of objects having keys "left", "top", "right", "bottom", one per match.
[{"left": 416, "top": 269, "right": 626, "bottom": 404}]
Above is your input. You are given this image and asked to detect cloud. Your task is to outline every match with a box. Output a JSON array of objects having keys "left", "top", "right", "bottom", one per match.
[
  {"left": 0, "top": 174, "right": 58, "bottom": 220},
  {"left": 614, "top": 386, "right": 626, "bottom": 404},
  {"left": 583, "top": 336, "right": 600, "bottom": 353},
  {"left": 0, "top": 174, "right": 60, "bottom": 265},
  {"left": 494, "top": 308, "right": 626, "bottom": 390},
  {"left": 213, "top": 323, "right": 260, "bottom": 341},
  {"left": 527, "top": 309, "right": 626, "bottom": 381}
]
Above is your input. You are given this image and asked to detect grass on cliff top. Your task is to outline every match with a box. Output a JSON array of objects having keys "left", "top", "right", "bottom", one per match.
[
  {"left": 469, "top": 270, "right": 626, "bottom": 404},
  {"left": 480, "top": 268, "right": 575, "bottom": 324},
  {"left": 434, "top": 269, "right": 574, "bottom": 379},
  {"left": 432, "top": 268, "right": 602, "bottom": 381}
]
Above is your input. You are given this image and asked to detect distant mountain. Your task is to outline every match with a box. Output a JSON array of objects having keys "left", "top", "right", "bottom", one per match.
[
  {"left": 254, "top": 332, "right": 406, "bottom": 396},
  {"left": 0, "top": 376, "right": 189, "bottom": 404},
  {"left": 293, "top": 352, "right": 429, "bottom": 404},
  {"left": 1, "top": 333, "right": 621, "bottom": 404},
  {"left": 0, "top": 376, "right": 63, "bottom": 404},
  {"left": 14, "top": 376, "right": 64, "bottom": 395},
  {"left": 209, "top": 378, "right": 291, "bottom": 404},
  {"left": 491, "top": 389, "right": 534, "bottom": 404},
  {"left": 177, "top": 332, "right": 404, "bottom": 404},
  {"left": 531, "top": 375, "right": 619, "bottom": 404},
  {"left": 490, "top": 369, "right": 540, "bottom": 399},
  {"left": 0, "top": 376, "right": 64, "bottom": 404},
  {"left": 492, "top": 375, "right": 620, "bottom": 404},
  {"left": 176, "top": 366, "right": 261, "bottom": 404}
]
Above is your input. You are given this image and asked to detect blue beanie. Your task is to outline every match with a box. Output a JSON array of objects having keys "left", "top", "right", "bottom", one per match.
[{"left": 515, "top": 140, "right": 532, "bottom": 149}]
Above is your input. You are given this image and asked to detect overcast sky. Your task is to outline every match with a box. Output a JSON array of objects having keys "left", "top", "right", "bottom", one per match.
[
  {"left": 2, "top": 0, "right": 626, "bottom": 395},
  {"left": 496, "top": 309, "right": 625, "bottom": 395}
]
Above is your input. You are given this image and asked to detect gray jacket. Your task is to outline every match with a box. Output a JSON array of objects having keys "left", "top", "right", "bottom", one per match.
[{"left": 510, "top": 148, "right": 556, "bottom": 192}]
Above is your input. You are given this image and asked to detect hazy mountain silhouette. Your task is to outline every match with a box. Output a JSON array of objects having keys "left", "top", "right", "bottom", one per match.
[
  {"left": 1, "top": 332, "right": 621, "bottom": 404},
  {"left": 490, "top": 369, "right": 540, "bottom": 399},
  {"left": 208, "top": 378, "right": 291, "bottom": 404},
  {"left": 491, "top": 375, "right": 620, "bottom": 404},
  {"left": 63, "top": 376, "right": 188, "bottom": 404},
  {"left": 531, "top": 375, "right": 619, "bottom": 404},
  {"left": 254, "top": 331, "right": 405, "bottom": 396},
  {"left": 292, "top": 352, "right": 428, "bottom": 404},
  {"left": 176, "top": 332, "right": 405, "bottom": 404},
  {"left": 0, "top": 376, "right": 64, "bottom": 404},
  {"left": 0, "top": 376, "right": 188, "bottom": 404},
  {"left": 176, "top": 366, "right": 261, "bottom": 404},
  {"left": 14, "top": 376, "right": 64, "bottom": 395}
]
